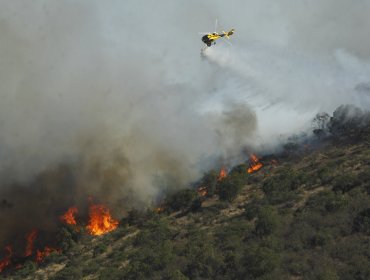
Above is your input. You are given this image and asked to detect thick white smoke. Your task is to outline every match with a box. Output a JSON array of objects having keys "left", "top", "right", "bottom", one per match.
[{"left": 0, "top": 0, "right": 370, "bottom": 205}]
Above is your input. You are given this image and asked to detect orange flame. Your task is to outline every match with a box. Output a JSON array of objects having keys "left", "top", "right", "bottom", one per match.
[
  {"left": 86, "top": 204, "right": 119, "bottom": 236},
  {"left": 0, "top": 246, "right": 12, "bottom": 272},
  {"left": 154, "top": 206, "right": 165, "bottom": 214},
  {"left": 60, "top": 206, "right": 78, "bottom": 225},
  {"left": 217, "top": 167, "right": 228, "bottom": 181},
  {"left": 247, "top": 154, "right": 263, "bottom": 174},
  {"left": 36, "top": 247, "right": 60, "bottom": 263},
  {"left": 197, "top": 186, "right": 208, "bottom": 197},
  {"left": 24, "top": 229, "right": 37, "bottom": 257}
]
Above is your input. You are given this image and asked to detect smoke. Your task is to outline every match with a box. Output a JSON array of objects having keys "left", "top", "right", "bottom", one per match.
[{"left": 0, "top": 0, "right": 370, "bottom": 245}]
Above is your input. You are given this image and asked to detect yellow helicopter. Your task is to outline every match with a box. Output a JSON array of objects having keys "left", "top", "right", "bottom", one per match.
[{"left": 200, "top": 20, "right": 235, "bottom": 47}]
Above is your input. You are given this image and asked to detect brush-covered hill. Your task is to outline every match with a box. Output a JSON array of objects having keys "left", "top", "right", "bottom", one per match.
[{"left": 3, "top": 105, "right": 370, "bottom": 280}]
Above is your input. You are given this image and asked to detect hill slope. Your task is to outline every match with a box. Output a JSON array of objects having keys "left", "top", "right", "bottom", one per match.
[{"left": 3, "top": 111, "right": 370, "bottom": 280}]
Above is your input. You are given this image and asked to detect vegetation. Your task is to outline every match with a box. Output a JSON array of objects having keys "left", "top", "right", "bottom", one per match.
[{"left": 2, "top": 109, "right": 370, "bottom": 280}]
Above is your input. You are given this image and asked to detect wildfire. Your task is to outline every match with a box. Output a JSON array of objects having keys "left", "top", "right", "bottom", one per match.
[
  {"left": 24, "top": 230, "right": 38, "bottom": 257},
  {"left": 247, "top": 154, "right": 263, "bottom": 174},
  {"left": 154, "top": 205, "right": 166, "bottom": 214},
  {"left": 86, "top": 203, "right": 119, "bottom": 236},
  {"left": 217, "top": 167, "right": 228, "bottom": 181},
  {"left": 0, "top": 201, "right": 120, "bottom": 272},
  {"left": 0, "top": 246, "right": 12, "bottom": 272},
  {"left": 36, "top": 247, "right": 60, "bottom": 263},
  {"left": 60, "top": 206, "right": 78, "bottom": 225},
  {"left": 197, "top": 186, "right": 208, "bottom": 197}
]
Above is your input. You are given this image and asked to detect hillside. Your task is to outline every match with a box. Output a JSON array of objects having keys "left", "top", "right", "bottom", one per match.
[{"left": 2, "top": 107, "right": 370, "bottom": 280}]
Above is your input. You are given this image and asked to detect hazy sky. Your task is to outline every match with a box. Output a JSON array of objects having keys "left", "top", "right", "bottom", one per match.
[{"left": 0, "top": 0, "right": 370, "bottom": 203}]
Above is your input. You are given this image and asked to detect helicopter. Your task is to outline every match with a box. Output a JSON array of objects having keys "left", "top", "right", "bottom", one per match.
[{"left": 200, "top": 20, "right": 235, "bottom": 48}]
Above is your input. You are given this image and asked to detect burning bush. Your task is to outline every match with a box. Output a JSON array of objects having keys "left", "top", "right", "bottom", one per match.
[
  {"left": 86, "top": 203, "right": 119, "bottom": 236},
  {"left": 60, "top": 207, "right": 78, "bottom": 226},
  {"left": 198, "top": 170, "right": 221, "bottom": 197},
  {"left": 248, "top": 154, "right": 263, "bottom": 174}
]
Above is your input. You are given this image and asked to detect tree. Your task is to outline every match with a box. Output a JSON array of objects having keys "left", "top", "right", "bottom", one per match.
[{"left": 254, "top": 206, "right": 280, "bottom": 236}]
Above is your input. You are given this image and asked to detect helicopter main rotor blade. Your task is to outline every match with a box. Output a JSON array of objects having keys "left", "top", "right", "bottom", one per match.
[
  {"left": 214, "top": 18, "right": 218, "bottom": 33},
  {"left": 222, "top": 37, "right": 233, "bottom": 46}
]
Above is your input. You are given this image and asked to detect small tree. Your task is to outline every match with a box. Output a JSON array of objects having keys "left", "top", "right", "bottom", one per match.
[
  {"left": 218, "top": 175, "right": 244, "bottom": 202},
  {"left": 254, "top": 206, "right": 280, "bottom": 236},
  {"left": 166, "top": 189, "right": 198, "bottom": 211}
]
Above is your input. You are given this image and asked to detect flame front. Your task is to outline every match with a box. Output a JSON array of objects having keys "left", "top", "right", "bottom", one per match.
[
  {"left": 60, "top": 206, "right": 78, "bottom": 225},
  {"left": 86, "top": 204, "right": 119, "bottom": 236},
  {"left": 36, "top": 247, "right": 60, "bottom": 263},
  {"left": 217, "top": 167, "right": 228, "bottom": 181},
  {"left": 247, "top": 154, "right": 263, "bottom": 174},
  {"left": 24, "top": 230, "right": 38, "bottom": 257},
  {"left": 0, "top": 246, "right": 12, "bottom": 272}
]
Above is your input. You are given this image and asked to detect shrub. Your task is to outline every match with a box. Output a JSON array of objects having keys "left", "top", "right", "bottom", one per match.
[
  {"left": 182, "top": 229, "right": 224, "bottom": 279},
  {"left": 12, "top": 261, "right": 37, "bottom": 278},
  {"left": 353, "top": 208, "right": 370, "bottom": 234},
  {"left": 242, "top": 245, "right": 280, "bottom": 278},
  {"left": 56, "top": 226, "right": 81, "bottom": 251},
  {"left": 328, "top": 105, "right": 370, "bottom": 138},
  {"left": 164, "top": 269, "right": 189, "bottom": 280},
  {"left": 261, "top": 168, "right": 304, "bottom": 204},
  {"left": 166, "top": 189, "right": 198, "bottom": 211},
  {"left": 50, "top": 266, "right": 82, "bottom": 280},
  {"left": 317, "top": 167, "right": 335, "bottom": 184},
  {"left": 218, "top": 174, "right": 244, "bottom": 202},
  {"left": 332, "top": 175, "right": 361, "bottom": 193},
  {"left": 82, "top": 260, "right": 101, "bottom": 275},
  {"left": 254, "top": 206, "right": 280, "bottom": 236},
  {"left": 305, "top": 190, "right": 348, "bottom": 213},
  {"left": 244, "top": 202, "right": 261, "bottom": 221},
  {"left": 93, "top": 243, "right": 107, "bottom": 257},
  {"left": 99, "top": 267, "right": 123, "bottom": 280},
  {"left": 198, "top": 171, "right": 218, "bottom": 196},
  {"left": 125, "top": 209, "right": 147, "bottom": 226}
]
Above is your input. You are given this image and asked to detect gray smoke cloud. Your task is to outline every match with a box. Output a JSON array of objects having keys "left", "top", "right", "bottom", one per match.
[{"left": 0, "top": 0, "right": 370, "bottom": 226}]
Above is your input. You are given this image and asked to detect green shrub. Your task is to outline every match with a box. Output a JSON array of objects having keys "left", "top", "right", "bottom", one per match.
[
  {"left": 332, "top": 174, "right": 361, "bottom": 193},
  {"left": 82, "top": 260, "right": 101, "bottom": 275},
  {"left": 218, "top": 174, "right": 244, "bottom": 202},
  {"left": 353, "top": 208, "right": 370, "bottom": 234},
  {"left": 125, "top": 209, "right": 147, "bottom": 226},
  {"left": 198, "top": 170, "right": 218, "bottom": 196},
  {"left": 12, "top": 261, "right": 37, "bottom": 278},
  {"left": 50, "top": 266, "right": 82, "bottom": 280},
  {"left": 99, "top": 267, "right": 123, "bottom": 280},
  {"left": 182, "top": 229, "right": 224, "bottom": 279},
  {"left": 254, "top": 206, "right": 280, "bottom": 236},
  {"left": 242, "top": 245, "right": 280, "bottom": 278},
  {"left": 166, "top": 189, "right": 198, "bottom": 211},
  {"left": 305, "top": 190, "right": 348, "bottom": 213},
  {"left": 164, "top": 269, "right": 189, "bottom": 280},
  {"left": 244, "top": 202, "right": 261, "bottom": 220},
  {"left": 317, "top": 167, "right": 335, "bottom": 184},
  {"left": 261, "top": 168, "right": 304, "bottom": 204},
  {"left": 56, "top": 226, "right": 80, "bottom": 251},
  {"left": 93, "top": 243, "right": 107, "bottom": 257}
]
